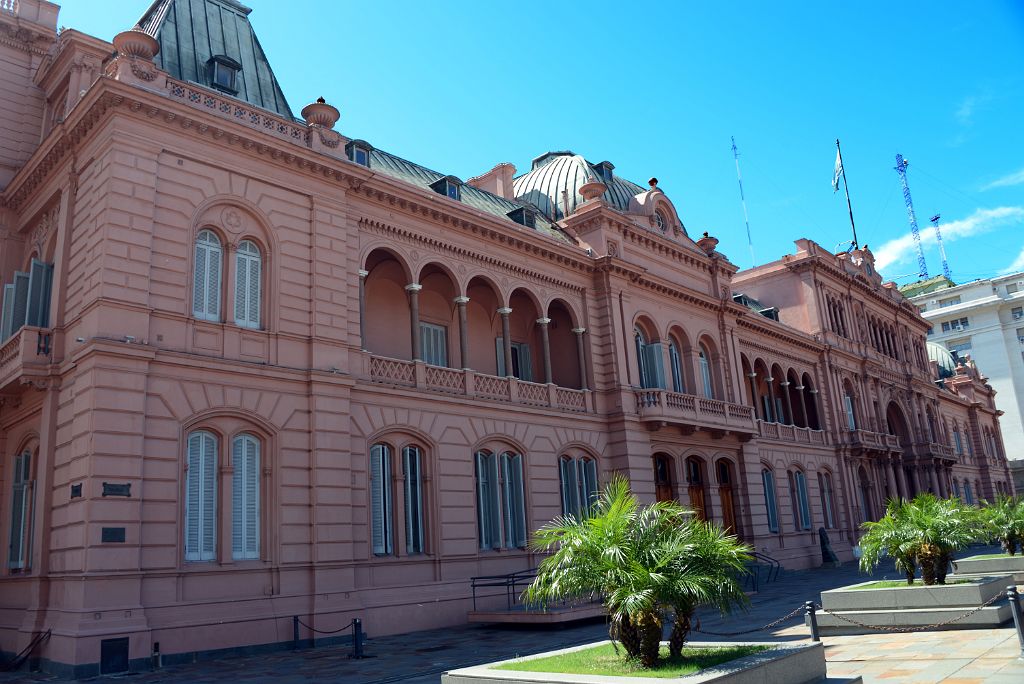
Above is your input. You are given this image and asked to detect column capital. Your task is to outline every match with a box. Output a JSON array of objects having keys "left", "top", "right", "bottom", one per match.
[
  {"left": 536, "top": 317, "right": 551, "bottom": 325},
  {"left": 779, "top": 381, "right": 791, "bottom": 387},
  {"left": 358, "top": 269, "right": 369, "bottom": 278},
  {"left": 795, "top": 385, "right": 805, "bottom": 391},
  {"left": 571, "top": 327, "right": 586, "bottom": 335},
  {"left": 765, "top": 377, "right": 774, "bottom": 383},
  {"left": 497, "top": 307, "right": 513, "bottom": 315},
  {"left": 809, "top": 389, "right": 819, "bottom": 394},
  {"left": 454, "top": 296, "right": 470, "bottom": 304},
  {"left": 405, "top": 283, "right": 422, "bottom": 292},
  {"left": 746, "top": 372, "right": 758, "bottom": 379}
]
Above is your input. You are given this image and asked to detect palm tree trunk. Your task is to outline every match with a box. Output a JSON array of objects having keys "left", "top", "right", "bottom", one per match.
[
  {"left": 936, "top": 551, "right": 951, "bottom": 584},
  {"left": 669, "top": 607, "right": 692, "bottom": 658},
  {"left": 635, "top": 611, "right": 662, "bottom": 668},
  {"left": 919, "top": 551, "right": 938, "bottom": 585},
  {"left": 611, "top": 614, "right": 641, "bottom": 660},
  {"left": 905, "top": 568, "right": 915, "bottom": 586}
]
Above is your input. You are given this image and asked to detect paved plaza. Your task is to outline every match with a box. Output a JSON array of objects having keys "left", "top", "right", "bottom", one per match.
[{"left": 3, "top": 547, "right": 1023, "bottom": 683}]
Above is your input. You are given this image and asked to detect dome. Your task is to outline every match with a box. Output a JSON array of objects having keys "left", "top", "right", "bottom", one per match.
[
  {"left": 512, "top": 152, "right": 646, "bottom": 221},
  {"left": 927, "top": 342, "right": 957, "bottom": 379}
]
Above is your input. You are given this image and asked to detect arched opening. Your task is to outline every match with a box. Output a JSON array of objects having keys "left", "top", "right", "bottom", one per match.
[
  {"left": 802, "top": 373, "right": 821, "bottom": 430},
  {"left": 465, "top": 276, "right": 502, "bottom": 374},
  {"left": 857, "top": 465, "right": 874, "bottom": 523},
  {"left": 634, "top": 317, "right": 664, "bottom": 389},
  {"left": 886, "top": 402, "right": 915, "bottom": 495},
  {"left": 771, "top": 363, "right": 791, "bottom": 424},
  {"left": 364, "top": 249, "right": 412, "bottom": 360},
  {"left": 753, "top": 359, "right": 773, "bottom": 421},
  {"left": 505, "top": 289, "right": 542, "bottom": 381},
  {"left": 667, "top": 327, "right": 695, "bottom": 394},
  {"left": 685, "top": 456, "right": 709, "bottom": 521},
  {"left": 548, "top": 299, "right": 581, "bottom": 388},
  {"left": 787, "top": 368, "right": 806, "bottom": 427},
  {"left": 696, "top": 337, "right": 721, "bottom": 399},
  {"left": 842, "top": 380, "right": 858, "bottom": 432},
  {"left": 715, "top": 458, "right": 739, "bottom": 536},
  {"left": 652, "top": 453, "right": 676, "bottom": 503},
  {"left": 417, "top": 263, "right": 458, "bottom": 367}
]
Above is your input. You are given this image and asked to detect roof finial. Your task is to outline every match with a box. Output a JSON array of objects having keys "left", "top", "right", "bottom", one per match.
[{"left": 649, "top": 177, "right": 659, "bottom": 190}]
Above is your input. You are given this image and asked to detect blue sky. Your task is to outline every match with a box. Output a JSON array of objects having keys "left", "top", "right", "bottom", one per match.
[{"left": 59, "top": 1, "right": 1024, "bottom": 282}]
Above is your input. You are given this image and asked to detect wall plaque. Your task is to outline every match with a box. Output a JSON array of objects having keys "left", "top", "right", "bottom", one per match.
[
  {"left": 101, "top": 527, "right": 126, "bottom": 543},
  {"left": 102, "top": 482, "right": 131, "bottom": 497}
]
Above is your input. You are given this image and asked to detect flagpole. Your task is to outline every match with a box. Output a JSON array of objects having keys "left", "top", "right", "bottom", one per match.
[{"left": 836, "top": 138, "right": 859, "bottom": 248}]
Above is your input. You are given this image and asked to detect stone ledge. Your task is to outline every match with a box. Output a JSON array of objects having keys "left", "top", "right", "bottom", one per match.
[
  {"left": 813, "top": 604, "right": 1011, "bottom": 635},
  {"left": 819, "top": 574, "right": 1011, "bottom": 611}
]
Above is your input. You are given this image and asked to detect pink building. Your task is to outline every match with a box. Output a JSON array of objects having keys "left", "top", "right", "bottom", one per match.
[{"left": 0, "top": 0, "right": 1013, "bottom": 675}]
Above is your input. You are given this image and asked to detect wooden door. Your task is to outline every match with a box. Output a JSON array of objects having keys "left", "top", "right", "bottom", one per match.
[{"left": 653, "top": 455, "right": 675, "bottom": 502}]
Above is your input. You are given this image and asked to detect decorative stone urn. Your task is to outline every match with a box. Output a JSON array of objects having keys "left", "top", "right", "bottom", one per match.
[
  {"left": 301, "top": 97, "right": 340, "bottom": 130},
  {"left": 112, "top": 29, "right": 160, "bottom": 60},
  {"left": 697, "top": 231, "right": 719, "bottom": 255},
  {"left": 578, "top": 181, "right": 607, "bottom": 201}
]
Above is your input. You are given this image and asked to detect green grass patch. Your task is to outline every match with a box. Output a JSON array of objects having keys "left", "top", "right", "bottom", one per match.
[
  {"left": 849, "top": 579, "right": 972, "bottom": 590},
  {"left": 494, "top": 643, "right": 772, "bottom": 678}
]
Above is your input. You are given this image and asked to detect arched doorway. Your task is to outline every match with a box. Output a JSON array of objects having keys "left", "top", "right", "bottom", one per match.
[
  {"left": 686, "top": 456, "right": 708, "bottom": 521},
  {"left": 858, "top": 466, "right": 874, "bottom": 523},
  {"left": 653, "top": 453, "right": 675, "bottom": 503},
  {"left": 716, "top": 458, "right": 739, "bottom": 536},
  {"left": 886, "top": 401, "right": 914, "bottom": 496}
]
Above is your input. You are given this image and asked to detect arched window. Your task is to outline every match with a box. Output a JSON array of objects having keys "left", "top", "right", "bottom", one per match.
[
  {"left": 686, "top": 457, "right": 707, "bottom": 521},
  {"left": 963, "top": 480, "right": 974, "bottom": 504},
  {"left": 668, "top": 341, "right": 684, "bottom": 393},
  {"left": 402, "top": 445, "right": 425, "bottom": 554},
  {"left": 193, "top": 230, "right": 223, "bottom": 321},
  {"left": 635, "top": 328, "right": 665, "bottom": 389},
  {"left": 559, "top": 455, "right": 598, "bottom": 518},
  {"left": 185, "top": 431, "right": 218, "bottom": 561},
  {"left": 653, "top": 453, "right": 675, "bottom": 503},
  {"left": 818, "top": 472, "right": 835, "bottom": 529},
  {"left": 761, "top": 468, "right": 779, "bottom": 533},
  {"left": 475, "top": 450, "right": 525, "bottom": 550},
  {"left": 8, "top": 449, "right": 33, "bottom": 571},
  {"left": 370, "top": 443, "right": 393, "bottom": 555},
  {"left": 698, "top": 344, "right": 714, "bottom": 398},
  {"left": 953, "top": 425, "right": 963, "bottom": 455},
  {"left": 843, "top": 383, "right": 857, "bottom": 431},
  {"left": 370, "top": 442, "right": 426, "bottom": 556},
  {"left": 788, "top": 469, "right": 811, "bottom": 531},
  {"left": 231, "top": 434, "right": 260, "bottom": 560},
  {"left": 234, "top": 240, "right": 262, "bottom": 328}
]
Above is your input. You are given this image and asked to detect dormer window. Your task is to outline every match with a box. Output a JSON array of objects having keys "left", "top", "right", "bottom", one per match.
[
  {"left": 345, "top": 140, "right": 373, "bottom": 168},
  {"left": 506, "top": 207, "right": 536, "bottom": 228},
  {"left": 208, "top": 55, "right": 241, "bottom": 95},
  {"left": 594, "top": 161, "right": 615, "bottom": 182},
  {"left": 430, "top": 176, "right": 462, "bottom": 201}
]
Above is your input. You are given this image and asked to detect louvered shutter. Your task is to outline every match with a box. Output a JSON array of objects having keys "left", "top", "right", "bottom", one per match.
[
  {"left": 200, "top": 433, "right": 217, "bottom": 559},
  {"left": 669, "top": 344, "right": 684, "bottom": 392},
  {"left": 517, "top": 343, "right": 532, "bottom": 382},
  {"left": 420, "top": 323, "right": 447, "bottom": 367},
  {"left": 582, "top": 459, "right": 598, "bottom": 515},
  {"left": 234, "top": 242, "right": 261, "bottom": 328},
  {"left": 486, "top": 453, "right": 501, "bottom": 548},
  {"left": 559, "top": 458, "right": 571, "bottom": 516},
  {"left": 642, "top": 343, "right": 666, "bottom": 389},
  {"left": 475, "top": 451, "right": 491, "bottom": 549},
  {"left": 699, "top": 351, "right": 714, "bottom": 397},
  {"left": 762, "top": 470, "right": 778, "bottom": 532},
  {"left": 1, "top": 284, "right": 14, "bottom": 340},
  {"left": 184, "top": 432, "right": 215, "bottom": 562},
  {"left": 564, "top": 458, "right": 579, "bottom": 517},
  {"left": 206, "top": 245, "right": 221, "bottom": 320},
  {"left": 8, "top": 451, "right": 30, "bottom": 569},
  {"left": 232, "top": 437, "right": 244, "bottom": 558},
  {"left": 370, "top": 445, "right": 392, "bottom": 555},
  {"left": 495, "top": 337, "right": 506, "bottom": 377},
  {"left": 193, "top": 239, "right": 207, "bottom": 317},
  {"left": 10, "top": 271, "right": 29, "bottom": 334},
  {"left": 234, "top": 251, "right": 248, "bottom": 325},
  {"left": 244, "top": 438, "right": 259, "bottom": 558},
  {"left": 403, "top": 447, "right": 424, "bottom": 554},
  {"left": 25, "top": 260, "right": 53, "bottom": 328},
  {"left": 509, "top": 454, "right": 526, "bottom": 548},
  {"left": 844, "top": 395, "right": 856, "bottom": 431}
]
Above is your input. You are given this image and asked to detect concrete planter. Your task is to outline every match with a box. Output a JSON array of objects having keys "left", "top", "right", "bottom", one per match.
[
  {"left": 951, "top": 554, "right": 1024, "bottom": 582},
  {"left": 814, "top": 574, "right": 1012, "bottom": 635},
  {"left": 442, "top": 640, "right": 861, "bottom": 684}
]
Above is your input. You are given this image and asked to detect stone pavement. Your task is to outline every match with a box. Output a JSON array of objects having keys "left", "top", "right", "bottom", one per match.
[{"left": 2, "top": 546, "right": 1021, "bottom": 682}]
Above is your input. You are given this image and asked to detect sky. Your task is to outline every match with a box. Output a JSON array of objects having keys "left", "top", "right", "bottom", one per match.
[{"left": 57, "top": 0, "right": 1024, "bottom": 283}]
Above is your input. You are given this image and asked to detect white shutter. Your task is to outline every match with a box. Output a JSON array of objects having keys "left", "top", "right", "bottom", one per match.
[
  {"left": 510, "top": 454, "right": 526, "bottom": 548},
  {"left": 699, "top": 351, "right": 713, "bottom": 397},
  {"left": 232, "top": 437, "right": 244, "bottom": 558},
  {"left": 194, "top": 231, "right": 222, "bottom": 321},
  {"left": 235, "top": 241, "right": 261, "bottom": 328},
  {"left": 487, "top": 453, "right": 501, "bottom": 547},
  {"left": 206, "top": 244, "right": 221, "bottom": 320},
  {"left": 420, "top": 323, "right": 448, "bottom": 367},
  {"left": 193, "top": 239, "right": 207, "bottom": 317},
  {"left": 8, "top": 451, "right": 30, "bottom": 569},
  {"left": 844, "top": 395, "right": 857, "bottom": 431},
  {"left": 495, "top": 337, "right": 506, "bottom": 377},
  {"left": 201, "top": 433, "right": 217, "bottom": 560},
  {"left": 185, "top": 432, "right": 217, "bottom": 562},
  {"left": 10, "top": 271, "right": 29, "bottom": 333},
  {"left": 370, "top": 444, "right": 392, "bottom": 555},
  {"left": 25, "top": 260, "right": 53, "bottom": 328},
  {"left": 476, "top": 451, "right": 491, "bottom": 549},
  {"left": 234, "top": 251, "right": 248, "bottom": 325},
  {"left": 231, "top": 435, "right": 260, "bottom": 560},
  {"left": 0, "top": 284, "right": 14, "bottom": 340},
  {"left": 403, "top": 446, "right": 423, "bottom": 554},
  {"left": 565, "top": 458, "right": 579, "bottom": 518},
  {"left": 643, "top": 343, "right": 666, "bottom": 389}
]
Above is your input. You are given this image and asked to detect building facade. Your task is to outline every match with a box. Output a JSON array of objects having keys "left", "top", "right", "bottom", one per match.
[{"left": 0, "top": 0, "right": 1014, "bottom": 675}]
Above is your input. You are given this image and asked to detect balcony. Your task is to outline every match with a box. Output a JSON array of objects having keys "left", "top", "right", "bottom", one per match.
[
  {"left": 367, "top": 355, "right": 590, "bottom": 413},
  {"left": 0, "top": 327, "right": 52, "bottom": 393},
  {"left": 633, "top": 389, "right": 755, "bottom": 435},
  {"left": 916, "top": 441, "right": 955, "bottom": 461},
  {"left": 756, "top": 420, "right": 829, "bottom": 446},
  {"left": 844, "top": 429, "right": 901, "bottom": 452}
]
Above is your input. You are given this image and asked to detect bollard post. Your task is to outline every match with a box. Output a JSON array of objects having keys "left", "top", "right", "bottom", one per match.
[
  {"left": 293, "top": 615, "right": 300, "bottom": 651},
  {"left": 1008, "top": 586, "right": 1024, "bottom": 658},
  {"left": 805, "top": 601, "right": 820, "bottom": 642},
  {"left": 353, "top": 618, "right": 364, "bottom": 659}
]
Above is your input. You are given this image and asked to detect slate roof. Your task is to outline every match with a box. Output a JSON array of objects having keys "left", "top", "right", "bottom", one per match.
[
  {"left": 135, "top": 0, "right": 293, "bottom": 119},
  {"left": 512, "top": 152, "right": 647, "bottom": 221}
]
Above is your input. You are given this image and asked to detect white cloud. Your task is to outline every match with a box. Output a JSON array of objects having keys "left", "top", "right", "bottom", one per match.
[
  {"left": 982, "top": 168, "right": 1024, "bottom": 191},
  {"left": 873, "top": 206, "right": 1024, "bottom": 273},
  {"left": 999, "top": 247, "right": 1024, "bottom": 275},
  {"left": 955, "top": 96, "right": 976, "bottom": 126}
]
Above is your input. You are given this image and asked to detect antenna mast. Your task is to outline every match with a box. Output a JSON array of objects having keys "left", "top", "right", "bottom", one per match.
[
  {"left": 930, "top": 214, "right": 951, "bottom": 279},
  {"left": 731, "top": 136, "right": 755, "bottom": 266},
  {"left": 895, "top": 153, "right": 929, "bottom": 279}
]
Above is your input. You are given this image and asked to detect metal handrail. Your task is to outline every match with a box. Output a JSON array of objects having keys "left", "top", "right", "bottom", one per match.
[
  {"left": 751, "top": 551, "right": 782, "bottom": 583},
  {"left": 470, "top": 567, "right": 538, "bottom": 611}
]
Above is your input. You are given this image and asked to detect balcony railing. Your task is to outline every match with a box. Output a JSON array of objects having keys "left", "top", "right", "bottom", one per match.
[
  {"left": 756, "top": 420, "right": 828, "bottom": 445},
  {"left": 844, "top": 429, "right": 901, "bottom": 451},
  {"left": 634, "top": 389, "right": 755, "bottom": 433},
  {"left": 917, "top": 441, "right": 955, "bottom": 460},
  {"left": 0, "top": 327, "right": 51, "bottom": 393},
  {"left": 367, "top": 355, "right": 590, "bottom": 413}
]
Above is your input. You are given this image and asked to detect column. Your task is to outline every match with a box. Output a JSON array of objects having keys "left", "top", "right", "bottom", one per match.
[
  {"left": 765, "top": 376, "right": 777, "bottom": 422},
  {"left": 455, "top": 296, "right": 470, "bottom": 369},
  {"left": 780, "top": 380, "right": 793, "bottom": 425},
  {"left": 572, "top": 327, "right": 588, "bottom": 390},
  {"left": 808, "top": 388, "right": 820, "bottom": 429},
  {"left": 929, "top": 462, "right": 941, "bottom": 495},
  {"left": 406, "top": 283, "right": 422, "bottom": 361},
  {"left": 747, "top": 373, "right": 760, "bottom": 418},
  {"left": 885, "top": 457, "right": 898, "bottom": 503},
  {"left": 795, "top": 384, "right": 808, "bottom": 427},
  {"left": 537, "top": 317, "right": 552, "bottom": 384},
  {"left": 498, "top": 307, "right": 514, "bottom": 377},
  {"left": 358, "top": 269, "right": 368, "bottom": 351},
  {"left": 895, "top": 459, "right": 909, "bottom": 500}
]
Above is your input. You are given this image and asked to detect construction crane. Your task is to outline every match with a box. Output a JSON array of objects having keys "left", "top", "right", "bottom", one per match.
[
  {"left": 895, "top": 154, "right": 928, "bottom": 279},
  {"left": 930, "top": 214, "right": 952, "bottom": 280}
]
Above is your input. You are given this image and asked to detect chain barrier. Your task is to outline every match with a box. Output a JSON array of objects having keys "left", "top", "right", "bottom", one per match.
[
  {"left": 295, "top": 617, "right": 356, "bottom": 635},
  {"left": 816, "top": 590, "right": 1006, "bottom": 634},
  {"left": 693, "top": 604, "right": 806, "bottom": 637},
  {"left": 293, "top": 616, "right": 367, "bottom": 658}
]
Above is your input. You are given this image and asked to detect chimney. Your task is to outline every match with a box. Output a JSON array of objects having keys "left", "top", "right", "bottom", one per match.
[{"left": 467, "top": 163, "right": 516, "bottom": 199}]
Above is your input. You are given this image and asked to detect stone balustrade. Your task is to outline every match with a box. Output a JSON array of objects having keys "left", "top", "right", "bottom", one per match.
[
  {"left": 633, "top": 389, "right": 755, "bottom": 433},
  {"left": 0, "top": 326, "right": 51, "bottom": 393},
  {"left": 756, "top": 420, "right": 828, "bottom": 445}
]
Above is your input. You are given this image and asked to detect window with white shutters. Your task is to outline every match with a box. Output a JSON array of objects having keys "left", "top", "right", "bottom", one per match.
[
  {"left": 818, "top": 472, "right": 835, "bottom": 528},
  {"left": 402, "top": 446, "right": 425, "bottom": 554},
  {"left": 844, "top": 392, "right": 857, "bottom": 431},
  {"left": 234, "top": 241, "right": 261, "bottom": 328},
  {"left": 420, "top": 323, "right": 448, "bottom": 367},
  {"left": 8, "top": 450, "right": 32, "bottom": 570},
  {"left": 193, "top": 230, "right": 222, "bottom": 321},
  {"left": 559, "top": 456, "right": 599, "bottom": 518},
  {"left": 475, "top": 451, "right": 500, "bottom": 549},
  {"left": 231, "top": 434, "right": 260, "bottom": 560},
  {"left": 370, "top": 444, "right": 393, "bottom": 555},
  {"left": 761, "top": 469, "right": 779, "bottom": 533},
  {"left": 668, "top": 342, "right": 684, "bottom": 393},
  {"left": 699, "top": 346, "right": 714, "bottom": 398},
  {"left": 495, "top": 338, "right": 532, "bottom": 380},
  {"left": 0, "top": 284, "right": 14, "bottom": 340},
  {"left": 501, "top": 452, "right": 526, "bottom": 548},
  {"left": 185, "top": 431, "right": 217, "bottom": 561},
  {"left": 795, "top": 471, "right": 812, "bottom": 530},
  {"left": 476, "top": 450, "right": 526, "bottom": 550}
]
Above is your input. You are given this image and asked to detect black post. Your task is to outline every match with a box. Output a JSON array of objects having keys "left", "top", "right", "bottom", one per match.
[
  {"left": 352, "top": 618, "right": 364, "bottom": 659},
  {"left": 1008, "top": 586, "right": 1024, "bottom": 657},
  {"left": 805, "top": 601, "right": 820, "bottom": 642},
  {"left": 292, "top": 616, "right": 300, "bottom": 651}
]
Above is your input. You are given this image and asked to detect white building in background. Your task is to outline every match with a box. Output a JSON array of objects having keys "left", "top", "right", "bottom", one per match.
[{"left": 905, "top": 272, "right": 1024, "bottom": 485}]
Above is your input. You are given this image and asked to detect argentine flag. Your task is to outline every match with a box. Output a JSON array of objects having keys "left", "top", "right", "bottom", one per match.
[{"left": 832, "top": 149, "right": 843, "bottom": 192}]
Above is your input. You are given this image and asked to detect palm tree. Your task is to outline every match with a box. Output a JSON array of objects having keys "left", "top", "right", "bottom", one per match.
[
  {"left": 859, "top": 498, "right": 918, "bottom": 585},
  {"left": 524, "top": 478, "right": 750, "bottom": 669},
  {"left": 980, "top": 495, "right": 1024, "bottom": 555}
]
